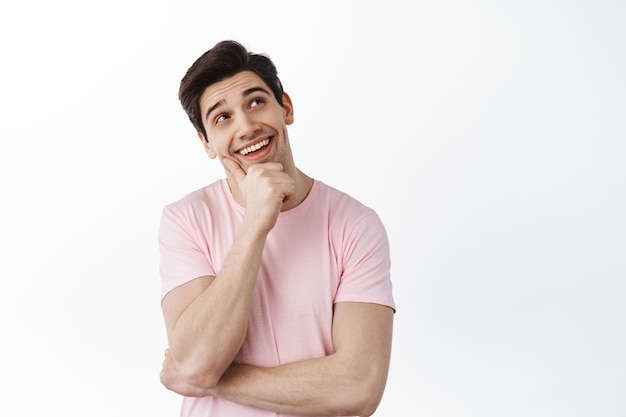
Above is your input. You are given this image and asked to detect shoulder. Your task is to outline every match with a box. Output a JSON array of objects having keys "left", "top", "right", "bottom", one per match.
[
  {"left": 163, "top": 180, "right": 228, "bottom": 214},
  {"left": 160, "top": 179, "right": 235, "bottom": 230},
  {"left": 310, "top": 181, "right": 388, "bottom": 246},
  {"left": 314, "top": 180, "right": 379, "bottom": 221}
]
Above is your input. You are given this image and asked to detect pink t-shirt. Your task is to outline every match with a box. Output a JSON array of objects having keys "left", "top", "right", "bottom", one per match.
[{"left": 159, "top": 179, "right": 395, "bottom": 416}]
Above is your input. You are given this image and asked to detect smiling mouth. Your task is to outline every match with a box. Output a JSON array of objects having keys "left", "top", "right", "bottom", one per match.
[{"left": 239, "top": 138, "right": 271, "bottom": 156}]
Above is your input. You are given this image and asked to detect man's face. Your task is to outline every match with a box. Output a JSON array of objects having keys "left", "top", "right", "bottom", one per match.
[{"left": 198, "top": 71, "right": 294, "bottom": 173}]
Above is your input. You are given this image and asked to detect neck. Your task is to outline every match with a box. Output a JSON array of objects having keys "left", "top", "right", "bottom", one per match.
[{"left": 282, "top": 169, "right": 313, "bottom": 211}]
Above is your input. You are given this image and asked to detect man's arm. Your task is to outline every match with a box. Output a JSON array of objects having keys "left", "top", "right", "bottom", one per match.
[
  {"left": 161, "top": 223, "right": 266, "bottom": 388},
  {"left": 162, "top": 301, "right": 394, "bottom": 417},
  {"left": 161, "top": 161, "right": 295, "bottom": 389}
]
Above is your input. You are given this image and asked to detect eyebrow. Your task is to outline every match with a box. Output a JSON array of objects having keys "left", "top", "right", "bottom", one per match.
[{"left": 204, "top": 86, "right": 272, "bottom": 123}]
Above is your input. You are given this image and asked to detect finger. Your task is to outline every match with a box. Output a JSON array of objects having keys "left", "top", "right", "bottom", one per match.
[{"left": 222, "top": 157, "right": 246, "bottom": 182}]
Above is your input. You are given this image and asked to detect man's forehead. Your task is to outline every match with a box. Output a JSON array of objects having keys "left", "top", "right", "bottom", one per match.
[{"left": 201, "top": 71, "right": 269, "bottom": 103}]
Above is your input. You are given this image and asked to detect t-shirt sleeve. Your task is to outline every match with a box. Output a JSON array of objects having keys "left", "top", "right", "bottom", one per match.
[
  {"left": 159, "top": 205, "right": 215, "bottom": 301},
  {"left": 335, "top": 212, "right": 396, "bottom": 312}
]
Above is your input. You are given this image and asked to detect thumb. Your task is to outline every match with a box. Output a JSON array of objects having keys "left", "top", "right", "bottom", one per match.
[{"left": 222, "top": 157, "right": 246, "bottom": 183}]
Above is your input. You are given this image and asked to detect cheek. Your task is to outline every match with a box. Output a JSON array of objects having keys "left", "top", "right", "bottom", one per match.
[
  {"left": 202, "top": 137, "right": 219, "bottom": 159},
  {"left": 206, "top": 128, "right": 234, "bottom": 157},
  {"left": 213, "top": 141, "right": 228, "bottom": 156}
]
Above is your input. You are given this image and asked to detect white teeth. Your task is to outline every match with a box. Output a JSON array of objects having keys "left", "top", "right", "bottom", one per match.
[{"left": 239, "top": 139, "right": 270, "bottom": 155}]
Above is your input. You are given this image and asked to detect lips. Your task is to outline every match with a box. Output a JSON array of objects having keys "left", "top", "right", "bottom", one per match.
[{"left": 239, "top": 138, "right": 270, "bottom": 155}]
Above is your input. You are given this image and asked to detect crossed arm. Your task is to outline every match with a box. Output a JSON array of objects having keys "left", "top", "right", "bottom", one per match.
[{"left": 161, "top": 296, "right": 393, "bottom": 416}]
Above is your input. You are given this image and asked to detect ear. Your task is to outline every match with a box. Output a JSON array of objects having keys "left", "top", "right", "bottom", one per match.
[
  {"left": 281, "top": 93, "right": 294, "bottom": 125},
  {"left": 197, "top": 132, "right": 217, "bottom": 159}
]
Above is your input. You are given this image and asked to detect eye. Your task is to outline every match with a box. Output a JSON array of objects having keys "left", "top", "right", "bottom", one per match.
[
  {"left": 250, "top": 97, "right": 264, "bottom": 108},
  {"left": 215, "top": 114, "right": 229, "bottom": 124}
]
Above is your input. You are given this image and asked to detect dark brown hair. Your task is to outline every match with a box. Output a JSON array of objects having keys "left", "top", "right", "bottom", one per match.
[{"left": 179, "top": 40, "right": 284, "bottom": 138}]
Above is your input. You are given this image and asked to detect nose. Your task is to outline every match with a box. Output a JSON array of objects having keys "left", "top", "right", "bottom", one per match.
[{"left": 234, "top": 111, "right": 260, "bottom": 140}]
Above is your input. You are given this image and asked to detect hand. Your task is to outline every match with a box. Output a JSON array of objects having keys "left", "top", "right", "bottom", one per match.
[
  {"left": 160, "top": 348, "right": 211, "bottom": 398},
  {"left": 223, "top": 158, "right": 295, "bottom": 232}
]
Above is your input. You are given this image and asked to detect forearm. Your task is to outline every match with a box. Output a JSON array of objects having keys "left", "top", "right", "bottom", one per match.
[
  {"left": 208, "top": 303, "right": 393, "bottom": 416},
  {"left": 167, "top": 221, "right": 268, "bottom": 386},
  {"left": 211, "top": 354, "right": 384, "bottom": 417}
]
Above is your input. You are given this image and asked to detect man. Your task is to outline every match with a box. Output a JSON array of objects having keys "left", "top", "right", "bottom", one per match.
[{"left": 159, "top": 40, "right": 395, "bottom": 417}]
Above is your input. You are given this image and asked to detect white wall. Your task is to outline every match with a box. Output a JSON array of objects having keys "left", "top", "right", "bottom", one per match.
[{"left": 1, "top": 1, "right": 624, "bottom": 415}]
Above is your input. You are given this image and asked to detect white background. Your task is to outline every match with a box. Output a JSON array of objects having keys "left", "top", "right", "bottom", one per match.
[{"left": 1, "top": 1, "right": 624, "bottom": 416}]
